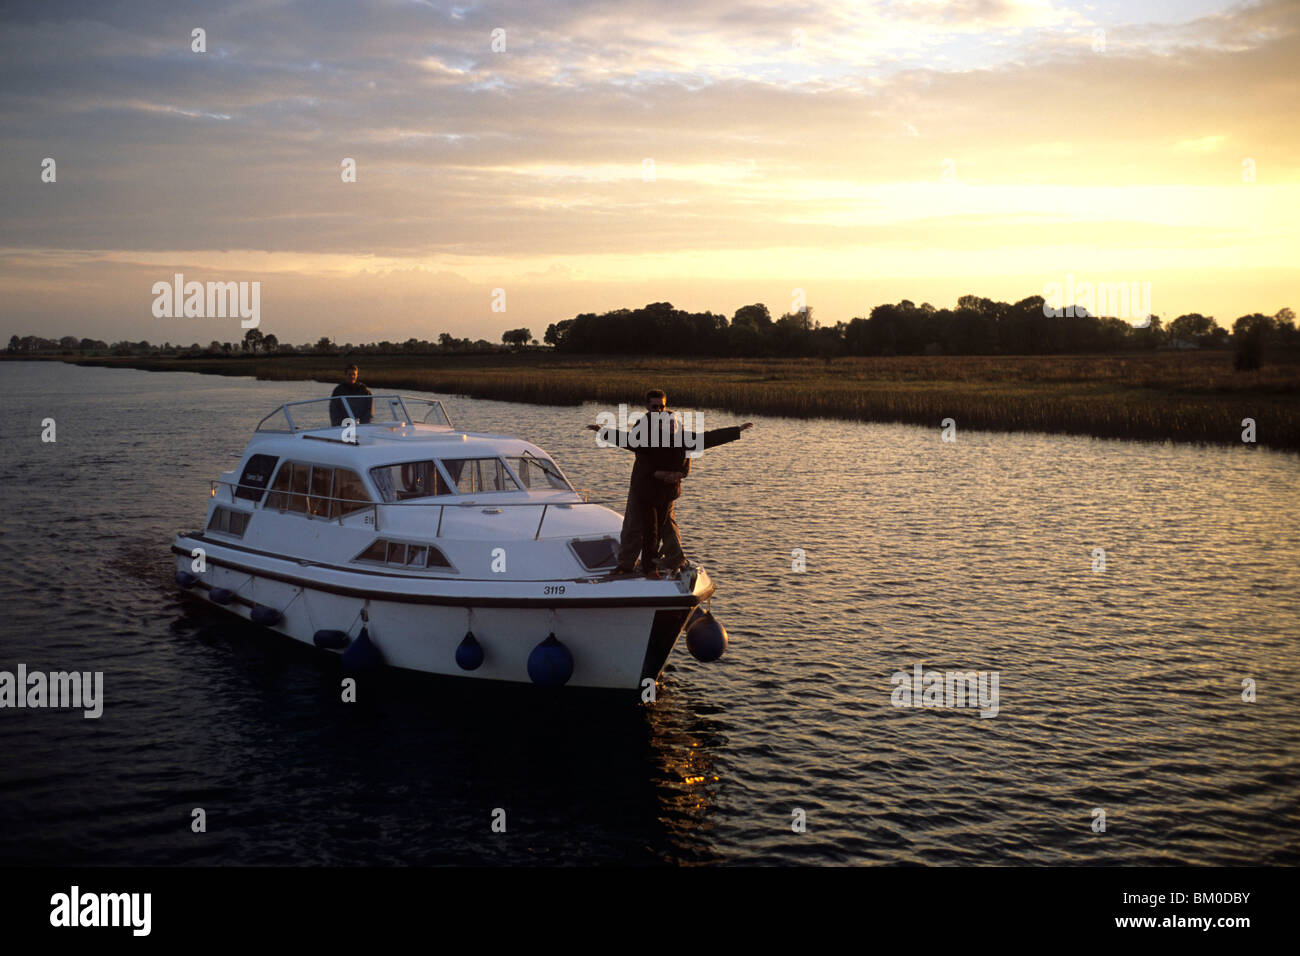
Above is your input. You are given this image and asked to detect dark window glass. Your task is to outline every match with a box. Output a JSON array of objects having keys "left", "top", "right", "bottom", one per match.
[
  {"left": 571, "top": 537, "right": 618, "bottom": 569},
  {"left": 507, "top": 455, "right": 570, "bottom": 491},
  {"left": 355, "top": 540, "right": 450, "bottom": 569},
  {"left": 288, "top": 463, "right": 309, "bottom": 513},
  {"left": 308, "top": 466, "right": 335, "bottom": 519},
  {"left": 266, "top": 461, "right": 292, "bottom": 509},
  {"left": 235, "top": 454, "right": 279, "bottom": 502},
  {"left": 369, "top": 461, "right": 453, "bottom": 503},
  {"left": 207, "top": 506, "right": 250, "bottom": 538},
  {"left": 358, "top": 539, "right": 387, "bottom": 562},
  {"left": 441, "top": 457, "right": 472, "bottom": 493},
  {"left": 441, "top": 458, "right": 519, "bottom": 494},
  {"left": 480, "top": 458, "right": 515, "bottom": 492},
  {"left": 333, "top": 468, "right": 372, "bottom": 516}
]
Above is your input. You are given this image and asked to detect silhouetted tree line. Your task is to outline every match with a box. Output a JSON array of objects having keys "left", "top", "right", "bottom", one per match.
[
  {"left": 542, "top": 298, "right": 1298, "bottom": 364},
  {"left": 5, "top": 330, "right": 522, "bottom": 358},
  {"left": 9, "top": 302, "right": 1296, "bottom": 367}
]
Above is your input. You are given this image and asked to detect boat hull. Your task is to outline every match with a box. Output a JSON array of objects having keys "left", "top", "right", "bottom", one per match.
[{"left": 172, "top": 535, "right": 711, "bottom": 691}]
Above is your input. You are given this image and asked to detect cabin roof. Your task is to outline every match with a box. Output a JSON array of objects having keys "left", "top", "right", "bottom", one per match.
[{"left": 244, "top": 423, "right": 547, "bottom": 466}]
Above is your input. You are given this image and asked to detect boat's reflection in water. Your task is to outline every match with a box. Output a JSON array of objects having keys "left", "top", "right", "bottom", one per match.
[{"left": 171, "top": 604, "right": 726, "bottom": 865}]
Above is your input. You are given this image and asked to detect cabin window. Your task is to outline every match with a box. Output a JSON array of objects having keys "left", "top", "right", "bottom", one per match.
[
  {"left": 570, "top": 537, "right": 618, "bottom": 570},
  {"left": 288, "top": 462, "right": 310, "bottom": 513},
  {"left": 370, "top": 461, "right": 454, "bottom": 502},
  {"left": 332, "top": 468, "right": 371, "bottom": 517},
  {"left": 235, "top": 454, "right": 279, "bottom": 502},
  {"left": 265, "top": 461, "right": 309, "bottom": 513},
  {"left": 266, "top": 462, "right": 373, "bottom": 518},
  {"left": 266, "top": 462, "right": 289, "bottom": 509},
  {"left": 507, "top": 454, "right": 571, "bottom": 491},
  {"left": 308, "top": 466, "right": 336, "bottom": 519},
  {"left": 207, "top": 506, "right": 251, "bottom": 538},
  {"left": 441, "top": 457, "right": 520, "bottom": 495},
  {"left": 354, "top": 539, "right": 453, "bottom": 571}
]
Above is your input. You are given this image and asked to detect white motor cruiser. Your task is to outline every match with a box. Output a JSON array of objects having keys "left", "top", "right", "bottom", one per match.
[{"left": 172, "top": 394, "right": 726, "bottom": 692}]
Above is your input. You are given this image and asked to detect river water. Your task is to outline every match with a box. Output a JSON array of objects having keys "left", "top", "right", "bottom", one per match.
[{"left": 0, "top": 360, "right": 1296, "bottom": 865}]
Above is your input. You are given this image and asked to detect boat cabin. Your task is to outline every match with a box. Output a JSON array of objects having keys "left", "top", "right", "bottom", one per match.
[{"left": 200, "top": 395, "right": 620, "bottom": 578}]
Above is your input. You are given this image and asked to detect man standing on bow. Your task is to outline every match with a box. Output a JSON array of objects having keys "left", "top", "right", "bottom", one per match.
[{"left": 587, "top": 389, "right": 753, "bottom": 578}]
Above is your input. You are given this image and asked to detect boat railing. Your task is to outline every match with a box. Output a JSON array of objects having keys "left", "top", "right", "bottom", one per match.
[
  {"left": 209, "top": 480, "right": 610, "bottom": 540},
  {"left": 256, "top": 394, "right": 452, "bottom": 433}
]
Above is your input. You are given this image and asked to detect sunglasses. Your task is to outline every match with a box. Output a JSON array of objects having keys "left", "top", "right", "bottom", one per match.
[{"left": 646, "top": 403, "right": 664, "bottom": 411}]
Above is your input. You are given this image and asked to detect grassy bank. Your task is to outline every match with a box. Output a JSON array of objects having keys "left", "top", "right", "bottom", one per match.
[{"left": 51, "top": 351, "right": 1300, "bottom": 451}]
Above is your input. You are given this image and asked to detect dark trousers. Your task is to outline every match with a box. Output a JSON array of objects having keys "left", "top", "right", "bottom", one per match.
[{"left": 616, "top": 486, "right": 683, "bottom": 572}]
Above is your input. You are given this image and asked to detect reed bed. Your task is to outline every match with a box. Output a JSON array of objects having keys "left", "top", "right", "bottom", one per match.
[{"left": 64, "top": 352, "right": 1300, "bottom": 451}]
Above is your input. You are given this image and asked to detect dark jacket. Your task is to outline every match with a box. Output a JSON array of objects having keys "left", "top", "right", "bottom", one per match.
[
  {"left": 604, "top": 414, "right": 742, "bottom": 499},
  {"left": 329, "top": 382, "right": 373, "bottom": 426}
]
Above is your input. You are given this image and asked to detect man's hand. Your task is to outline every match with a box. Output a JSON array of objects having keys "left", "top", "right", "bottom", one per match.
[
  {"left": 654, "top": 470, "right": 685, "bottom": 482},
  {"left": 739, "top": 422, "right": 754, "bottom": 431}
]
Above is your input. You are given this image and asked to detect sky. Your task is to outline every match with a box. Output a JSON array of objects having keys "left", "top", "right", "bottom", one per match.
[{"left": 0, "top": 0, "right": 1296, "bottom": 346}]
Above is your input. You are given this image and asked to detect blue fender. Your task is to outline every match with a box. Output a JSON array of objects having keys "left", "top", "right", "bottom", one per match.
[
  {"left": 527, "top": 633, "right": 574, "bottom": 686},
  {"left": 342, "top": 626, "right": 384, "bottom": 671},
  {"left": 456, "top": 631, "right": 485, "bottom": 671},
  {"left": 313, "top": 629, "right": 351, "bottom": 650}
]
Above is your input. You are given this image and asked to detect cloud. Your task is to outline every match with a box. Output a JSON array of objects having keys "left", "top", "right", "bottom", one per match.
[
  {"left": 1175, "top": 134, "right": 1228, "bottom": 152},
  {"left": 0, "top": 0, "right": 1296, "bottom": 339}
]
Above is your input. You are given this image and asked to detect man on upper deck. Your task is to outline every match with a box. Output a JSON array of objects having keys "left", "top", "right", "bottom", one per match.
[{"left": 329, "top": 363, "right": 373, "bottom": 427}]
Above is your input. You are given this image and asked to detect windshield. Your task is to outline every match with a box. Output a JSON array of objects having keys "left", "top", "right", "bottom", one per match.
[
  {"left": 403, "top": 398, "right": 453, "bottom": 427},
  {"left": 507, "top": 453, "right": 571, "bottom": 491},
  {"left": 256, "top": 395, "right": 453, "bottom": 432},
  {"left": 441, "top": 457, "right": 521, "bottom": 494},
  {"left": 370, "top": 461, "right": 454, "bottom": 502}
]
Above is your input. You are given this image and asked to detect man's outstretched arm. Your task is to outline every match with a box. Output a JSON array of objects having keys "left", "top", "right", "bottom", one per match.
[
  {"left": 585, "top": 423, "right": 634, "bottom": 450},
  {"left": 687, "top": 422, "right": 754, "bottom": 450}
]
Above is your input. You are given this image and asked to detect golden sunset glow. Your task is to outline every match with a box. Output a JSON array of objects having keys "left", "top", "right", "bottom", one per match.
[{"left": 1, "top": 0, "right": 1296, "bottom": 343}]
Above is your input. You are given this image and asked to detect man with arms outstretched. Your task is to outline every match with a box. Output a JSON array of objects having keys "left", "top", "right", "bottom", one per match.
[{"left": 588, "top": 389, "right": 753, "bottom": 577}]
